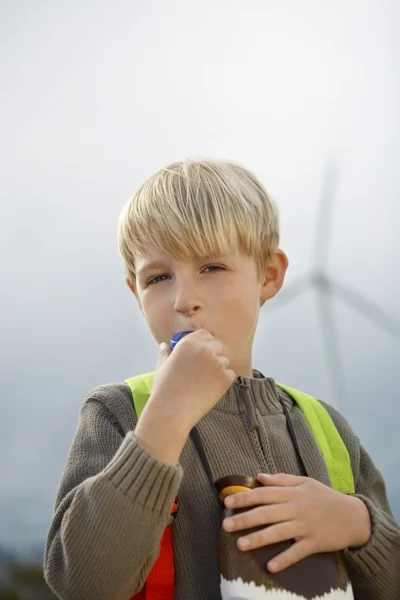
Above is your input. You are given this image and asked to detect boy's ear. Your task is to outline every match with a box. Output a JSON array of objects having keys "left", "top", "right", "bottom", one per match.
[
  {"left": 126, "top": 278, "right": 144, "bottom": 315},
  {"left": 260, "top": 249, "right": 289, "bottom": 302}
]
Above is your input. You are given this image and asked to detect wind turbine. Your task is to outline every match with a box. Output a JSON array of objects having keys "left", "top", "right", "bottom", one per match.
[{"left": 269, "top": 163, "right": 400, "bottom": 409}]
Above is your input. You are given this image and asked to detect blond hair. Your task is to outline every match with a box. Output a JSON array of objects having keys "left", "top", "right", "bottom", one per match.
[{"left": 118, "top": 158, "right": 279, "bottom": 283}]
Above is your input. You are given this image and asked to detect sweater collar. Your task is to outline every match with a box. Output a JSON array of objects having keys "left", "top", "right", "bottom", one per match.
[{"left": 214, "top": 369, "right": 284, "bottom": 420}]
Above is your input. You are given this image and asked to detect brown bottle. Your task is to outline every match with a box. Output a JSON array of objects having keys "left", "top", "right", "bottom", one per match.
[{"left": 216, "top": 475, "right": 354, "bottom": 599}]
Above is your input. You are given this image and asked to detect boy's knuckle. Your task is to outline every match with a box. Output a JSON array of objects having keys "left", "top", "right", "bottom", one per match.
[
  {"left": 224, "top": 370, "right": 235, "bottom": 384},
  {"left": 197, "top": 344, "right": 209, "bottom": 359},
  {"left": 297, "top": 542, "right": 310, "bottom": 560},
  {"left": 295, "top": 485, "right": 306, "bottom": 499},
  {"left": 227, "top": 369, "right": 236, "bottom": 381},
  {"left": 220, "top": 355, "right": 229, "bottom": 368},
  {"left": 261, "top": 505, "right": 271, "bottom": 522},
  {"left": 250, "top": 530, "right": 264, "bottom": 547},
  {"left": 304, "top": 479, "right": 315, "bottom": 490},
  {"left": 297, "top": 518, "right": 308, "bottom": 537},
  {"left": 307, "top": 537, "right": 318, "bottom": 554},
  {"left": 236, "top": 514, "right": 246, "bottom": 529},
  {"left": 182, "top": 335, "right": 195, "bottom": 349},
  {"left": 270, "top": 527, "right": 282, "bottom": 544},
  {"left": 251, "top": 489, "right": 263, "bottom": 504},
  {"left": 204, "top": 344, "right": 214, "bottom": 357}
]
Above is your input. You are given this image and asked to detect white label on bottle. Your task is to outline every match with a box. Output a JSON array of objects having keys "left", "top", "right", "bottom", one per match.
[{"left": 220, "top": 577, "right": 354, "bottom": 600}]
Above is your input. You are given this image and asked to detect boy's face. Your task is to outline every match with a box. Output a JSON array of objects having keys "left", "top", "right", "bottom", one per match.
[{"left": 128, "top": 247, "right": 288, "bottom": 377}]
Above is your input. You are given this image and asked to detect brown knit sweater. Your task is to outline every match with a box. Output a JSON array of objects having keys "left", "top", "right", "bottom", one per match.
[{"left": 44, "top": 373, "right": 400, "bottom": 599}]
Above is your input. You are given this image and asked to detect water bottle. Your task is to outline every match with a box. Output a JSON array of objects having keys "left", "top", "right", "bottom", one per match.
[
  {"left": 216, "top": 475, "right": 353, "bottom": 599},
  {"left": 170, "top": 330, "right": 196, "bottom": 349}
]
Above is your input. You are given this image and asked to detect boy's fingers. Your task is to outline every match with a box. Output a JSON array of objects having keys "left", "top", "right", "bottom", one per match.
[
  {"left": 218, "top": 355, "right": 231, "bottom": 369},
  {"left": 158, "top": 342, "right": 172, "bottom": 364},
  {"left": 237, "top": 520, "right": 302, "bottom": 552},
  {"left": 225, "top": 486, "right": 292, "bottom": 508},
  {"left": 257, "top": 473, "right": 308, "bottom": 487},
  {"left": 267, "top": 539, "right": 311, "bottom": 573},
  {"left": 223, "top": 503, "right": 293, "bottom": 533}
]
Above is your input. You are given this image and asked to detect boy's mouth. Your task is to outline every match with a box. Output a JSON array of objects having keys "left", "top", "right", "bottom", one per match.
[
  {"left": 174, "top": 326, "right": 214, "bottom": 336},
  {"left": 189, "top": 325, "right": 214, "bottom": 335}
]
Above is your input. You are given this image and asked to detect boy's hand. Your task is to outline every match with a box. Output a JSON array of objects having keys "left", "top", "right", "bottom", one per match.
[
  {"left": 222, "top": 473, "right": 372, "bottom": 573},
  {"left": 135, "top": 330, "right": 235, "bottom": 465},
  {"left": 150, "top": 330, "right": 236, "bottom": 430}
]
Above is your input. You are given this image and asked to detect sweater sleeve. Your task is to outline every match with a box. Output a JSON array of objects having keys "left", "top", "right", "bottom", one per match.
[
  {"left": 320, "top": 401, "right": 400, "bottom": 600},
  {"left": 44, "top": 394, "right": 183, "bottom": 600}
]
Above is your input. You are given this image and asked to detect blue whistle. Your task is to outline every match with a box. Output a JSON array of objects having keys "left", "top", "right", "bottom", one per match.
[{"left": 170, "top": 330, "right": 196, "bottom": 349}]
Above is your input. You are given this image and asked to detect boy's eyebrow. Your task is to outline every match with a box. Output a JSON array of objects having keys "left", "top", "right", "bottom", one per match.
[
  {"left": 136, "top": 260, "right": 168, "bottom": 276},
  {"left": 137, "top": 254, "right": 231, "bottom": 277}
]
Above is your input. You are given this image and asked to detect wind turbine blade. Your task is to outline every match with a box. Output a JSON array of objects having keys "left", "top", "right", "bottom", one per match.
[
  {"left": 331, "top": 280, "right": 400, "bottom": 341},
  {"left": 268, "top": 274, "right": 312, "bottom": 310},
  {"left": 314, "top": 161, "right": 339, "bottom": 271},
  {"left": 315, "top": 286, "right": 346, "bottom": 409}
]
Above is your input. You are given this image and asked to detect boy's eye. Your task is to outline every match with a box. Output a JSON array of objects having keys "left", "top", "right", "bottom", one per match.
[
  {"left": 148, "top": 274, "right": 170, "bottom": 285},
  {"left": 147, "top": 265, "right": 224, "bottom": 285},
  {"left": 203, "top": 265, "right": 225, "bottom": 273}
]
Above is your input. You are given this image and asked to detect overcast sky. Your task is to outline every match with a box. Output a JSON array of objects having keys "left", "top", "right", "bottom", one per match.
[{"left": 1, "top": 0, "right": 399, "bottom": 553}]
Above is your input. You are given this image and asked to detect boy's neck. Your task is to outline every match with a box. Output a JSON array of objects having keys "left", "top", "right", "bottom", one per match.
[{"left": 233, "top": 357, "right": 254, "bottom": 379}]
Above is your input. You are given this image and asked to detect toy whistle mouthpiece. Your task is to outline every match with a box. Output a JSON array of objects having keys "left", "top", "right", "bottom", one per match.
[{"left": 170, "top": 330, "right": 196, "bottom": 349}]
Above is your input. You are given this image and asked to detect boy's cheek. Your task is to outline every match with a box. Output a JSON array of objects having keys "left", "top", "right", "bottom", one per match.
[{"left": 141, "top": 309, "right": 171, "bottom": 344}]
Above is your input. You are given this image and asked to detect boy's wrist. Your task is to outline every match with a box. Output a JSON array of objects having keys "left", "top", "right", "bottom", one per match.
[
  {"left": 135, "top": 395, "right": 192, "bottom": 466},
  {"left": 346, "top": 494, "right": 372, "bottom": 549}
]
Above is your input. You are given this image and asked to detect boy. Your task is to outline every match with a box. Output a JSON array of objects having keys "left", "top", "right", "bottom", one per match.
[{"left": 44, "top": 159, "right": 400, "bottom": 599}]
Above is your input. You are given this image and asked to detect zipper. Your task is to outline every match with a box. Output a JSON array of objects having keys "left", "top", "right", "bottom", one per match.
[
  {"left": 238, "top": 377, "right": 309, "bottom": 476},
  {"left": 236, "top": 377, "right": 259, "bottom": 432}
]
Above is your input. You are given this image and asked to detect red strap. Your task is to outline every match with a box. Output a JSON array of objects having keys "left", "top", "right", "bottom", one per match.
[
  {"left": 145, "top": 524, "right": 174, "bottom": 599},
  {"left": 131, "top": 585, "right": 146, "bottom": 600},
  {"left": 130, "top": 502, "right": 177, "bottom": 600}
]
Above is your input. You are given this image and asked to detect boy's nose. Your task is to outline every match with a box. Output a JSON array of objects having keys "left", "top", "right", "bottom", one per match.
[
  {"left": 174, "top": 300, "right": 202, "bottom": 316},
  {"left": 173, "top": 291, "right": 203, "bottom": 316}
]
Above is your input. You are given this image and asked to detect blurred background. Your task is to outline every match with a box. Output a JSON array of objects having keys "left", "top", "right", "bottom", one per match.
[{"left": 1, "top": 0, "right": 399, "bottom": 597}]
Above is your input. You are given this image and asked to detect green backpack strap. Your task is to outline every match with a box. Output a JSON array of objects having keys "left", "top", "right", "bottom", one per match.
[
  {"left": 276, "top": 383, "right": 355, "bottom": 494},
  {"left": 125, "top": 372, "right": 155, "bottom": 419},
  {"left": 125, "top": 373, "right": 355, "bottom": 494}
]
